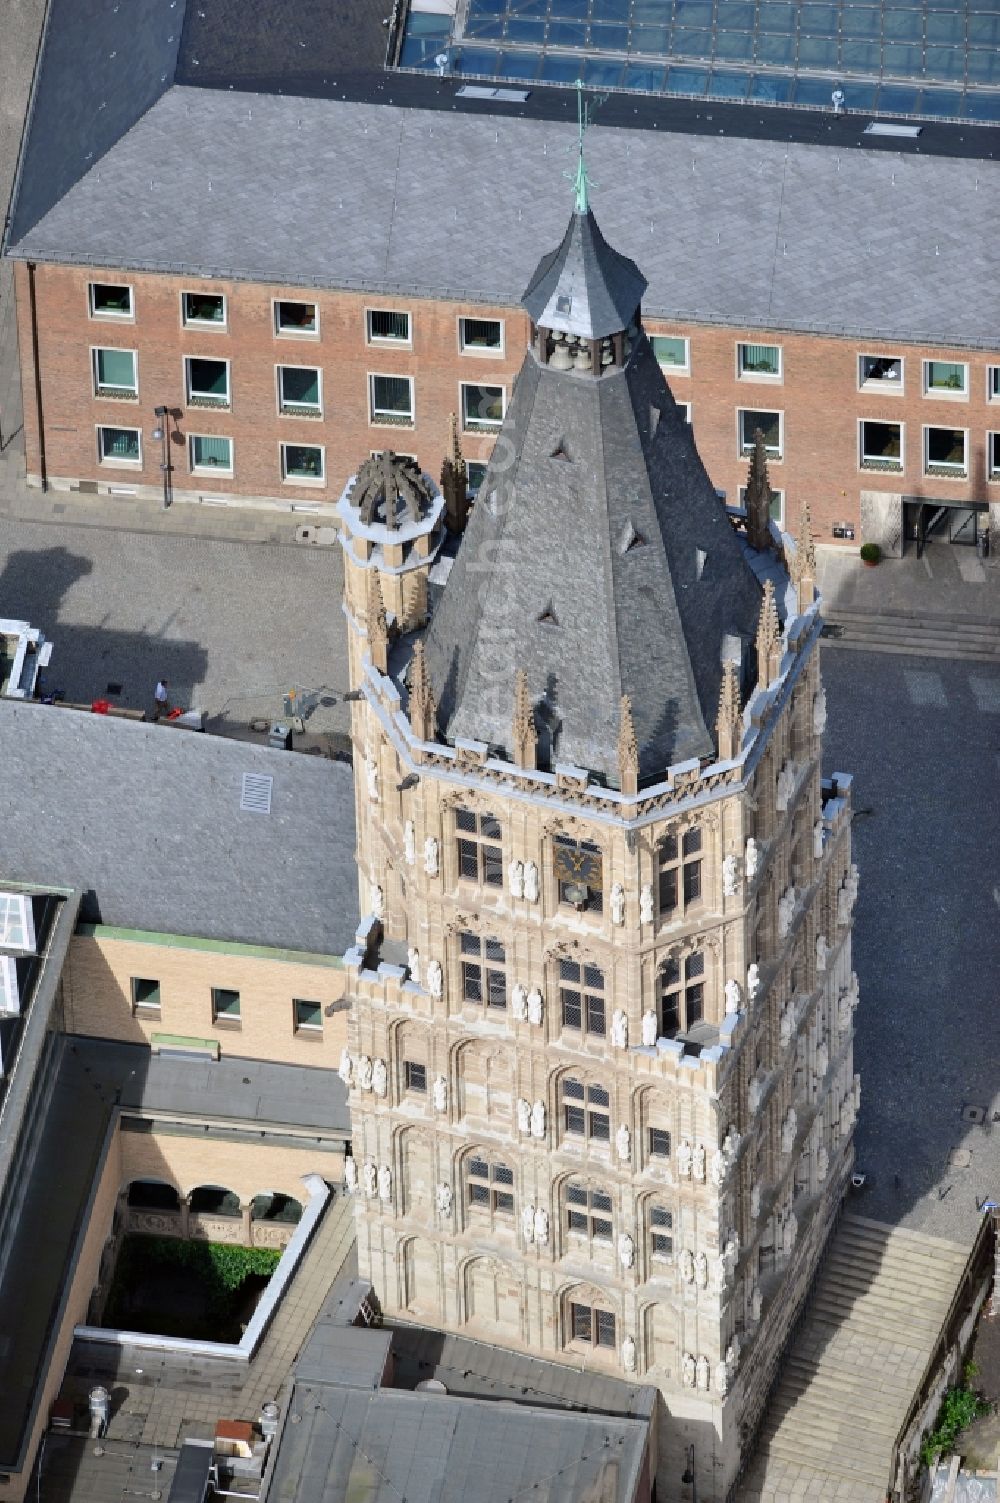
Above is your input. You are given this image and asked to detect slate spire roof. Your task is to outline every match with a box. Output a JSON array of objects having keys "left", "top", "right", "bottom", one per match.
[
  {"left": 422, "top": 207, "right": 764, "bottom": 789},
  {"left": 521, "top": 208, "right": 648, "bottom": 341}
]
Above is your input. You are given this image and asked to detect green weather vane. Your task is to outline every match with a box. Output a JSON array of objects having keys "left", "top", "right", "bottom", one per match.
[{"left": 566, "top": 78, "right": 608, "bottom": 213}]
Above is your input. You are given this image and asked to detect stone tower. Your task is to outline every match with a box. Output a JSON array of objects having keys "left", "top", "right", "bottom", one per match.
[{"left": 338, "top": 200, "right": 860, "bottom": 1500}]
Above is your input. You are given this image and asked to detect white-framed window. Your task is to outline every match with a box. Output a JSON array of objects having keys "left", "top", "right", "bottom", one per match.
[
  {"left": 859, "top": 419, "right": 904, "bottom": 473},
  {"left": 182, "top": 290, "right": 227, "bottom": 329},
  {"left": 97, "top": 425, "right": 141, "bottom": 466},
  {"left": 650, "top": 335, "right": 689, "bottom": 374},
  {"left": 131, "top": 977, "right": 161, "bottom": 1013},
  {"left": 89, "top": 282, "right": 133, "bottom": 319},
  {"left": 280, "top": 442, "right": 325, "bottom": 484},
  {"left": 274, "top": 299, "right": 319, "bottom": 337},
  {"left": 461, "top": 381, "right": 505, "bottom": 432},
  {"left": 92, "top": 347, "right": 137, "bottom": 399},
  {"left": 738, "top": 408, "right": 783, "bottom": 459},
  {"left": 989, "top": 367, "right": 1000, "bottom": 404},
  {"left": 923, "top": 359, "right": 968, "bottom": 398},
  {"left": 737, "top": 341, "right": 782, "bottom": 380},
  {"left": 369, "top": 373, "right": 415, "bottom": 426},
  {"left": 292, "top": 998, "right": 323, "bottom": 1034},
  {"left": 277, "top": 364, "right": 322, "bottom": 416},
  {"left": 189, "top": 434, "right": 233, "bottom": 476},
  {"left": 859, "top": 353, "right": 903, "bottom": 391},
  {"left": 185, "top": 356, "right": 230, "bottom": 408},
  {"left": 459, "top": 316, "right": 504, "bottom": 355},
  {"left": 924, "top": 425, "right": 967, "bottom": 478},
  {"left": 675, "top": 401, "right": 692, "bottom": 424},
  {"left": 739, "top": 484, "right": 784, "bottom": 528},
  {"left": 366, "top": 308, "right": 411, "bottom": 345},
  {"left": 989, "top": 432, "right": 1000, "bottom": 480}
]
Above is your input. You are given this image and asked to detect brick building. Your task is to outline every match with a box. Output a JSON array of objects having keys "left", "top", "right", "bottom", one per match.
[
  {"left": 4, "top": 0, "right": 1000, "bottom": 555},
  {"left": 339, "top": 197, "right": 860, "bottom": 1499}
]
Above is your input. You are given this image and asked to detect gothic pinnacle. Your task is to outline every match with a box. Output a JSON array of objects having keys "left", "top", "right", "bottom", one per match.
[
  {"left": 408, "top": 640, "right": 437, "bottom": 743},
  {"left": 716, "top": 659, "right": 743, "bottom": 761},
  {"left": 618, "top": 694, "right": 639, "bottom": 795},
  {"left": 512, "top": 669, "right": 538, "bottom": 770},
  {"left": 755, "top": 579, "right": 782, "bottom": 689}
]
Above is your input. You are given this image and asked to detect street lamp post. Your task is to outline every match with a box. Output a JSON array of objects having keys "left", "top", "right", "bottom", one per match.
[{"left": 151, "top": 406, "right": 172, "bottom": 509}]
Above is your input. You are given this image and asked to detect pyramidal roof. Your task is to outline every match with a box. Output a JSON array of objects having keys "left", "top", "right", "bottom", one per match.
[
  {"left": 422, "top": 210, "right": 763, "bottom": 788},
  {"left": 521, "top": 208, "right": 648, "bottom": 341}
]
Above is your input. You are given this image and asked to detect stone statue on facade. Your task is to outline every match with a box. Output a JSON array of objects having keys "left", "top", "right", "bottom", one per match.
[
  {"left": 432, "top": 1075, "right": 447, "bottom": 1113},
  {"left": 722, "top": 853, "right": 738, "bottom": 896},
  {"left": 338, "top": 1048, "right": 354, "bottom": 1086},
  {"left": 404, "top": 819, "right": 416, "bottom": 866},
  {"left": 815, "top": 1041, "right": 829, "bottom": 1079},
  {"left": 436, "top": 1182, "right": 453, "bottom": 1216},
  {"left": 407, "top": 947, "right": 421, "bottom": 985},
  {"left": 775, "top": 760, "right": 796, "bottom": 812},
  {"left": 723, "top": 1126, "right": 741, "bottom": 1164},
  {"left": 377, "top": 1165, "right": 392, "bottom": 1203},
  {"left": 345, "top": 1156, "right": 357, "bottom": 1194},
  {"left": 639, "top": 884, "right": 654, "bottom": 925},
  {"left": 611, "top": 1009, "right": 628, "bottom": 1049},
  {"left": 533, "top": 1207, "right": 549, "bottom": 1245},
  {"left": 682, "top": 1352, "right": 696, "bottom": 1387},
  {"left": 710, "top": 1150, "right": 726, "bottom": 1188},
  {"left": 695, "top": 1251, "right": 708, "bottom": 1289},
  {"left": 610, "top": 882, "right": 625, "bottom": 926},
  {"left": 680, "top": 1250, "right": 695, "bottom": 1285},
  {"left": 365, "top": 753, "right": 379, "bottom": 803},
  {"left": 677, "top": 1139, "right": 693, "bottom": 1178},
  {"left": 641, "top": 1010, "right": 657, "bottom": 1047},
  {"left": 516, "top": 1098, "right": 531, "bottom": 1135},
  {"left": 521, "top": 1205, "right": 535, "bottom": 1243},
  {"left": 815, "top": 933, "right": 829, "bottom": 971},
  {"left": 508, "top": 860, "right": 524, "bottom": 899},
  {"left": 813, "top": 819, "right": 824, "bottom": 859},
  {"left": 426, "top": 959, "right": 443, "bottom": 998},
  {"left": 363, "top": 1162, "right": 377, "bottom": 1199},
  {"left": 616, "top": 1123, "right": 631, "bottom": 1163},
  {"left": 511, "top": 983, "right": 528, "bottom": 1021},
  {"left": 372, "top": 1058, "right": 387, "bottom": 1097},
  {"left": 722, "top": 1234, "right": 739, "bottom": 1282},
  {"left": 696, "top": 1356, "right": 710, "bottom": 1391},
  {"left": 780, "top": 1107, "right": 797, "bottom": 1155},
  {"left": 622, "top": 1336, "right": 637, "bottom": 1373},
  {"left": 692, "top": 1143, "right": 706, "bottom": 1182},
  {"left": 726, "top": 1336, "right": 741, "bottom": 1376},
  {"left": 530, "top": 1100, "right": 546, "bottom": 1139},
  {"left": 724, "top": 978, "right": 741, "bottom": 1015},
  {"left": 715, "top": 1361, "right": 729, "bottom": 1397},
  {"left": 751, "top": 1286, "right": 763, "bottom": 1323},
  {"left": 618, "top": 1233, "right": 635, "bottom": 1270},
  {"left": 423, "top": 837, "right": 439, "bottom": 877},
  {"left": 370, "top": 883, "right": 384, "bottom": 919},
  {"left": 817, "top": 1144, "right": 829, "bottom": 1182},
  {"left": 524, "top": 861, "right": 539, "bottom": 902},
  {"left": 751, "top": 1184, "right": 762, "bottom": 1220},
  {"left": 747, "top": 962, "right": 761, "bottom": 1000},
  {"left": 358, "top": 1054, "right": 373, "bottom": 1092},
  {"left": 782, "top": 1212, "right": 798, "bottom": 1255},
  {"left": 745, "top": 837, "right": 761, "bottom": 880},
  {"left": 813, "top": 684, "right": 827, "bottom": 735},
  {"left": 527, "top": 987, "right": 543, "bottom": 1025}
]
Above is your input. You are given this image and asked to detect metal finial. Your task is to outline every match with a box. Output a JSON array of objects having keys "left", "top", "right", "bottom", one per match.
[{"left": 564, "top": 79, "right": 606, "bottom": 214}]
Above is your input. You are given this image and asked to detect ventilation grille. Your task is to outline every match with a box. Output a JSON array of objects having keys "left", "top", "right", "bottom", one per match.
[{"left": 241, "top": 773, "right": 273, "bottom": 814}]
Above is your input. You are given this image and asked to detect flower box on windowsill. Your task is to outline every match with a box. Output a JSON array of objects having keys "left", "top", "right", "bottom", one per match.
[
  {"left": 280, "top": 403, "right": 322, "bottom": 419},
  {"left": 925, "top": 463, "right": 967, "bottom": 479},
  {"left": 860, "top": 457, "right": 902, "bottom": 473},
  {"left": 96, "top": 387, "right": 139, "bottom": 401},
  {"left": 372, "top": 413, "right": 414, "bottom": 428},
  {"left": 188, "top": 393, "right": 230, "bottom": 409}
]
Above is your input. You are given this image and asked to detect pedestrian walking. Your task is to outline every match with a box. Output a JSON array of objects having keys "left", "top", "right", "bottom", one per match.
[{"left": 153, "top": 679, "right": 169, "bottom": 721}]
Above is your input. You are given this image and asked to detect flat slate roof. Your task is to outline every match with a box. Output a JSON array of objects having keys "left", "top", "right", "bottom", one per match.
[
  {"left": 0, "top": 701, "right": 358, "bottom": 956},
  {"left": 8, "top": 84, "right": 998, "bottom": 350}
]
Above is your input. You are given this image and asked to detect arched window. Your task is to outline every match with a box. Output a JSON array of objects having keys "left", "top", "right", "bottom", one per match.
[
  {"left": 561, "top": 1076, "right": 610, "bottom": 1142},
  {"left": 466, "top": 1153, "right": 515, "bottom": 1223},
  {"left": 189, "top": 1185, "right": 240, "bottom": 1217},
  {"left": 559, "top": 958, "right": 606, "bottom": 1037},
  {"left": 459, "top": 931, "right": 508, "bottom": 1011},
  {"left": 127, "top": 1180, "right": 180, "bottom": 1211},
  {"left": 660, "top": 950, "right": 705, "bottom": 1037},
  {"left": 565, "top": 1181, "right": 613, "bottom": 1247},
  {"left": 649, "top": 1204, "right": 674, "bottom": 1261},
  {"left": 569, "top": 1298, "right": 616, "bottom": 1351},
  {"left": 658, "top": 827, "right": 702, "bottom": 919}
]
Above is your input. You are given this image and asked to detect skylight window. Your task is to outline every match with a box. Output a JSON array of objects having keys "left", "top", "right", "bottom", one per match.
[
  {"left": 0, "top": 955, "right": 20, "bottom": 1019},
  {"left": 0, "top": 892, "right": 35, "bottom": 953}
]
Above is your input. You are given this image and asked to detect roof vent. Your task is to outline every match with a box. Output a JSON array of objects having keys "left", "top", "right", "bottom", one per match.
[
  {"left": 550, "top": 440, "right": 571, "bottom": 461},
  {"left": 619, "top": 522, "right": 646, "bottom": 555},
  {"left": 538, "top": 603, "right": 560, "bottom": 626},
  {"left": 864, "top": 121, "right": 921, "bottom": 137},
  {"left": 241, "top": 773, "right": 273, "bottom": 814}
]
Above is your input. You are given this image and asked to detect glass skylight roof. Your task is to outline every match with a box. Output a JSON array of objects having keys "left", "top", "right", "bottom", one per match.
[
  {"left": 0, "top": 892, "right": 36, "bottom": 955},
  {"left": 396, "top": 0, "right": 1000, "bottom": 122}
]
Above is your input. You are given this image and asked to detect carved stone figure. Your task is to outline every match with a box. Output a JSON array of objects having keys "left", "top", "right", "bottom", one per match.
[
  {"left": 358, "top": 1054, "right": 373, "bottom": 1092},
  {"left": 722, "top": 1234, "right": 739, "bottom": 1280},
  {"left": 692, "top": 1143, "right": 706, "bottom": 1182},
  {"left": 813, "top": 684, "right": 827, "bottom": 735},
  {"left": 775, "top": 760, "right": 796, "bottom": 811},
  {"left": 696, "top": 1355, "right": 710, "bottom": 1391},
  {"left": 726, "top": 1335, "right": 741, "bottom": 1375},
  {"left": 748, "top": 1076, "right": 763, "bottom": 1114},
  {"left": 432, "top": 1075, "right": 448, "bottom": 1113},
  {"left": 616, "top": 1124, "right": 631, "bottom": 1163},
  {"left": 710, "top": 1150, "right": 726, "bottom": 1188},
  {"left": 426, "top": 960, "right": 443, "bottom": 998},
  {"left": 680, "top": 1250, "right": 695, "bottom": 1285},
  {"left": 436, "top": 1182, "right": 453, "bottom": 1216},
  {"left": 508, "top": 860, "right": 525, "bottom": 899},
  {"left": 780, "top": 1107, "right": 797, "bottom": 1155},
  {"left": 511, "top": 983, "right": 528, "bottom": 1021},
  {"left": 618, "top": 1233, "right": 635, "bottom": 1270},
  {"left": 611, "top": 1009, "right": 628, "bottom": 1049},
  {"left": 404, "top": 820, "right": 416, "bottom": 866},
  {"left": 516, "top": 1098, "right": 531, "bottom": 1135},
  {"left": 747, "top": 962, "right": 761, "bottom": 1001},
  {"left": 777, "top": 886, "right": 795, "bottom": 938},
  {"left": 817, "top": 1144, "right": 829, "bottom": 1182},
  {"left": 610, "top": 882, "right": 625, "bottom": 926},
  {"left": 750, "top": 1184, "right": 761, "bottom": 1220},
  {"left": 722, "top": 853, "right": 739, "bottom": 897},
  {"left": 372, "top": 1058, "right": 387, "bottom": 1097},
  {"left": 363, "top": 1162, "right": 377, "bottom": 1199},
  {"left": 745, "top": 836, "right": 761, "bottom": 880},
  {"left": 377, "top": 1165, "right": 392, "bottom": 1203},
  {"left": 837, "top": 882, "right": 851, "bottom": 927},
  {"left": 813, "top": 819, "right": 824, "bottom": 859},
  {"left": 521, "top": 1205, "right": 535, "bottom": 1243},
  {"left": 815, "top": 1041, "right": 829, "bottom": 1079},
  {"left": 642, "top": 1010, "right": 658, "bottom": 1048},
  {"left": 527, "top": 987, "right": 543, "bottom": 1026},
  {"left": 695, "top": 1251, "right": 708, "bottom": 1288},
  {"left": 715, "top": 1361, "right": 729, "bottom": 1397},
  {"left": 815, "top": 933, "right": 829, "bottom": 971},
  {"left": 423, "top": 837, "right": 439, "bottom": 877},
  {"left": 530, "top": 1100, "right": 546, "bottom": 1139},
  {"left": 622, "top": 1336, "right": 637, "bottom": 1374},
  {"left": 533, "top": 1207, "right": 549, "bottom": 1245},
  {"left": 365, "top": 753, "right": 379, "bottom": 803},
  {"left": 639, "top": 885, "right": 654, "bottom": 925},
  {"left": 724, "top": 978, "right": 741, "bottom": 1015},
  {"left": 779, "top": 1003, "right": 793, "bottom": 1047},
  {"left": 370, "top": 883, "right": 384, "bottom": 919},
  {"left": 751, "top": 1286, "right": 763, "bottom": 1323},
  {"left": 723, "top": 1126, "right": 741, "bottom": 1164},
  {"left": 782, "top": 1212, "right": 798, "bottom": 1255},
  {"left": 682, "top": 1352, "right": 696, "bottom": 1388},
  {"left": 524, "top": 861, "right": 539, "bottom": 902},
  {"left": 677, "top": 1139, "right": 693, "bottom": 1178},
  {"left": 344, "top": 1156, "right": 357, "bottom": 1194},
  {"left": 338, "top": 1048, "right": 353, "bottom": 1087},
  {"left": 407, "top": 947, "right": 421, "bottom": 985}
]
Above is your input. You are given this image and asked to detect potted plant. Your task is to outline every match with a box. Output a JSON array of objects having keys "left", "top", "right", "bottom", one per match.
[{"left": 859, "top": 542, "right": 881, "bottom": 567}]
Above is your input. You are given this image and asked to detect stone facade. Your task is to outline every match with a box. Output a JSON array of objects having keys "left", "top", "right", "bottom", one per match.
[{"left": 339, "top": 468, "right": 859, "bottom": 1495}]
